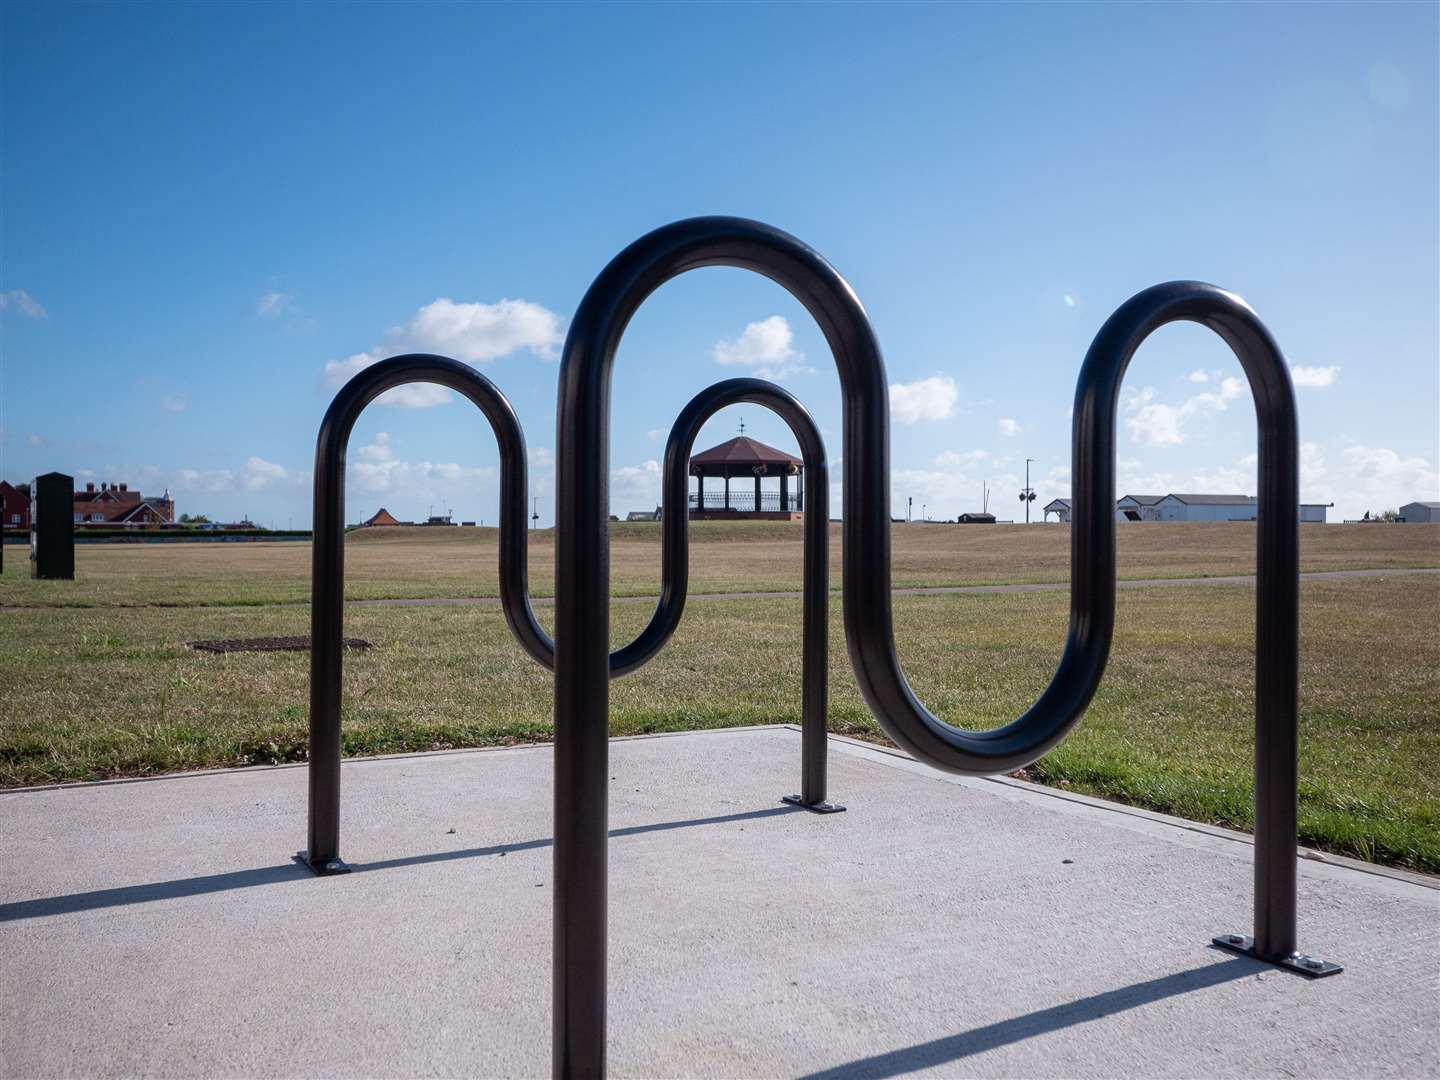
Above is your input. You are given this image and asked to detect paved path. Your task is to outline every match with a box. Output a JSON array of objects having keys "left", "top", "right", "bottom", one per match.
[
  {"left": 353, "top": 565, "right": 1440, "bottom": 608},
  {"left": 2, "top": 727, "right": 1434, "bottom": 1077}
]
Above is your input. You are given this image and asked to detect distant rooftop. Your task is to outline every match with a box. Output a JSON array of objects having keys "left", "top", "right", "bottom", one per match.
[
  {"left": 1169, "top": 494, "right": 1257, "bottom": 506},
  {"left": 690, "top": 436, "right": 802, "bottom": 468}
]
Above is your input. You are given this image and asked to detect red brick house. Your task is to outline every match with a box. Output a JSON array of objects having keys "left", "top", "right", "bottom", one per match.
[
  {"left": 72, "top": 481, "right": 175, "bottom": 526},
  {"left": 1, "top": 481, "right": 30, "bottom": 530}
]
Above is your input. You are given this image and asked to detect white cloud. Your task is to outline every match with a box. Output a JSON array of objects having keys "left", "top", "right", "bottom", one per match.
[
  {"left": 177, "top": 468, "right": 236, "bottom": 494},
  {"left": 889, "top": 375, "right": 959, "bottom": 425},
  {"left": 1290, "top": 364, "right": 1340, "bottom": 389},
  {"left": 405, "top": 298, "right": 564, "bottom": 364},
  {"left": 613, "top": 459, "right": 662, "bottom": 509},
  {"left": 358, "top": 432, "right": 395, "bottom": 463},
  {"left": 257, "top": 292, "right": 293, "bottom": 318},
  {"left": 712, "top": 315, "right": 812, "bottom": 381},
  {"left": 25, "top": 433, "right": 48, "bottom": 448},
  {"left": 241, "top": 456, "right": 291, "bottom": 492},
  {"left": 646, "top": 429, "right": 665, "bottom": 442},
  {"left": 1189, "top": 464, "right": 1253, "bottom": 493},
  {"left": 162, "top": 395, "right": 187, "bottom": 413},
  {"left": 935, "top": 449, "right": 989, "bottom": 467},
  {"left": 349, "top": 433, "right": 498, "bottom": 498},
  {"left": 0, "top": 289, "right": 46, "bottom": 318},
  {"left": 1063, "top": 294, "right": 1076, "bottom": 308},
  {"left": 997, "top": 417, "right": 1021, "bottom": 437},
  {"left": 1124, "top": 376, "right": 1245, "bottom": 447},
  {"left": 1339, "top": 445, "right": 1439, "bottom": 513},
  {"left": 1126, "top": 398, "right": 1185, "bottom": 447},
  {"left": 322, "top": 296, "right": 566, "bottom": 409},
  {"left": 1186, "top": 370, "right": 1210, "bottom": 383},
  {"left": 893, "top": 469, "right": 984, "bottom": 512},
  {"left": 174, "top": 456, "right": 305, "bottom": 495},
  {"left": 530, "top": 447, "right": 553, "bottom": 468}
]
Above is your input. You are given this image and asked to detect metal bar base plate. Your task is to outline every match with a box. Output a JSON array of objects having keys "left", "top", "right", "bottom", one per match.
[
  {"left": 782, "top": 794, "right": 846, "bottom": 814},
  {"left": 1212, "top": 934, "right": 1342, "bottom": 977},
  {"left": 296, "top": 852, "right": 352, "bottom": 876}
]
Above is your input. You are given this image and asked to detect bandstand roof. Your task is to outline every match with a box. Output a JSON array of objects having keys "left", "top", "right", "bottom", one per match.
[{"left": 689, "top": 436, "right": 802, "bottom": 475}]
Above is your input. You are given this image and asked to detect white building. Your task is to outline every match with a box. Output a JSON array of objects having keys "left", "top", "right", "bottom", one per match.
[
  {"left": 1151, "top": 494, "right": 1254, "bottom": 521},
  {"left": 1039, "top": 493, "right": 1332, "bottom": 523},
  {"left": 1399, "top": 501, "right": 1440, "bottom": 523},
  {"left": 1116, "top": 495, "right": 1165, "bottom": 522}
]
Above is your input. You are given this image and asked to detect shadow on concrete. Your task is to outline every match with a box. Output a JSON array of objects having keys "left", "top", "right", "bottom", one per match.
[
  {"left": 796, "top": 956, "right": 1261, "bottom": 1080},
  {"left": 0, "top": 804, "right": 802, "bottom": 923}
]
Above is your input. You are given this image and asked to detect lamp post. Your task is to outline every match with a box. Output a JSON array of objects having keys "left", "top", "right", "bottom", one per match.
[{"left": 1019, "top": 458, "right": 1036, "bottom": 524}]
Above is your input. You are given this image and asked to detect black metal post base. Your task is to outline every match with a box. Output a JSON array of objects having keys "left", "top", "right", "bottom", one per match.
[
  {"left": 296, "top": 852, "right": 352, "bottom": 876},
  {"left": 782, "top": 794, "right": 846, "bottom": 814},
  {"left": 1212, "top": 934, "right": 1342, "bottom": 977}
]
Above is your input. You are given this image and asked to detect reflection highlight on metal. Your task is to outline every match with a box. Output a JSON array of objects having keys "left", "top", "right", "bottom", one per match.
[{"left": 306, "top": 218, "right": 1337, "bottom": 1079}]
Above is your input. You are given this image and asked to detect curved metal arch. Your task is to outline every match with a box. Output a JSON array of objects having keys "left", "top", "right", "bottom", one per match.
[
  {"left": 554, "top": 217, "right": 1119, "bottom": 801},
  {"left": 550, "top": 215, "right": 1118, "bottom": 1075},
  {"left": 305, "top": 353, "right": 551, "bottom": 870},
  {"left": 550, "top": 219, "right": 1316, "bottom": 1075},
  {"left": 659, "top": 377, "right": 838, "bottom": 809},
  {"left": 304, "top": 353, "right": 843, "bottom": 872},
  {"left": 1071, "top": 281, "right": 1301, "bottom": 964}
]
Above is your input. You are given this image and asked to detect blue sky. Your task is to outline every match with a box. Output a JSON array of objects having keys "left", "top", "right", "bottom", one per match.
[{"left": 3, "top": 2, "right": 1436, "bottom": 527}]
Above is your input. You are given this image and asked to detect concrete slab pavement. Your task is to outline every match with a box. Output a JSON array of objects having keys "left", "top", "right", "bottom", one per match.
[{"left": 2, "top": 727, "right": 1436, "bottom": 1078}]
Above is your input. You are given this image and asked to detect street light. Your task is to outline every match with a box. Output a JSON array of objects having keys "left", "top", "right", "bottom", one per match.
[{"left": 1019, "top": 458, "right": 1036, "bottom": 524}]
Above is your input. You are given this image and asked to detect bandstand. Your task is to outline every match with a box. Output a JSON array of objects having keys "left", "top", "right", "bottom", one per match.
[{"left": 688, "top": 434, "right": 804, "bottom": 520}]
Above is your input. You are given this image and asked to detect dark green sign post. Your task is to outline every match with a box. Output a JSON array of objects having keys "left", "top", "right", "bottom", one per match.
[{"left": 31, "top": 472, "right": 74, "bottom": 580}]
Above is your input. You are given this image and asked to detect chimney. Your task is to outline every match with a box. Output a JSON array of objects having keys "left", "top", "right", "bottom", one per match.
[
  {"left": 119, "top": 483, "right": 128, "bottom": 492},
  {"left": 86, "top": 483, "right": 95, "bottom": 493}
]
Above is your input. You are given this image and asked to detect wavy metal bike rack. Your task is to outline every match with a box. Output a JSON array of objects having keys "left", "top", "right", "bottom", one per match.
[
  {"left": 305, "top": 359, "right": 839, "bottom": 871},
  {"left": 307, "top": 217, "right": 1339, "bottom": 1080}
]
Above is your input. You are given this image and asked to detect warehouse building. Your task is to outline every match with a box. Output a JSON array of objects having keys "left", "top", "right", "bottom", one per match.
[
  {"left": 1041, "top": 494, "right": 1332, "bottom": 523},
  {"left": 1399, "top": 501, "right": 1440, "bottom": 523},
  {"left": 1116, "top": 495, "right": 1164, "bottom": 521}
]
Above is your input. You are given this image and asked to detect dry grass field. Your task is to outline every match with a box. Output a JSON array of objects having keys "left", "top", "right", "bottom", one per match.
[
  {"left": 2, "top": 522, "right": 1436, "bottom": 871},
  {"left": 1, "top": 520, "right": 1436, "bottom": 608}
]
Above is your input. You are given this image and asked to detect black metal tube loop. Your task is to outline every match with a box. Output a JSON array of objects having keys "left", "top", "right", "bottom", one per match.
[
  {"left": 552, "top": 220, "right": 1310, "bottom": 1074},
  {"left": 659, "top": 378, "right": 833, "bottom": 805},
  {"left": 307, "top": 353, "right": 551, "bottom": 869},
  {"left": 1073, "top": 282, "right": 1301, "bottom": 962},
  {"left": 556, "top": 215, "right": 1108, "bottom": 788}
]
